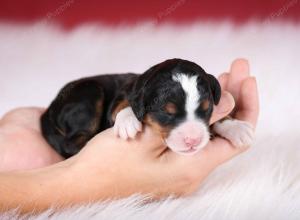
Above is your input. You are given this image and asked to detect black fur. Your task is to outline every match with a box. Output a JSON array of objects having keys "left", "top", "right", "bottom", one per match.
[
  {"left": 41, "top": 58, "right": 221, "bottom": 158},
  {"left": 41, "top": 74, "right": 137, "bottom": 158}
]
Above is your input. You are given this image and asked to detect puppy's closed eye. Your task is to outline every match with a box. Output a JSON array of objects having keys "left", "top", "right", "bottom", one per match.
[{"left": 164, "top": 102, "right": 177, "bottom": 114}]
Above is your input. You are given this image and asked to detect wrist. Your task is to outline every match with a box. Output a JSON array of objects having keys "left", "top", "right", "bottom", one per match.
[
  {"left": 0, "top": 157, "right": 82, "bottom": 213},
  {"left": 32, "top": 156, "right": 115, "bottom": 208}
]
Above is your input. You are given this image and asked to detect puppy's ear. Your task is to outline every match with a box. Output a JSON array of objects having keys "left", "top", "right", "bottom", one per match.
[
  {"left": 129, "top": 60, "right": 175, "bottom": 120},
  {"left": 207, "top": 74, "right": 221, "bottom": 105},
  {"left": 128, "top": 63, "right": 161, "bottom": 121},
  {"left": 128, "top": 81, "right": 146, "bottom": 121}
]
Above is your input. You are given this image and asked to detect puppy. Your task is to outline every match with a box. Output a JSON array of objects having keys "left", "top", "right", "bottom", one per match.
[{"left": 41, "top": 58, "right": 254, "bottom": 158}]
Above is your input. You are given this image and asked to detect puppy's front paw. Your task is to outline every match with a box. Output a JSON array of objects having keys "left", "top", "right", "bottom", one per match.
[
  {"left": 113, "top": 107, "right": 142, "bottom": 140},
  {"left": 213, "top": 119, "right": 254, "bottom": 148}
]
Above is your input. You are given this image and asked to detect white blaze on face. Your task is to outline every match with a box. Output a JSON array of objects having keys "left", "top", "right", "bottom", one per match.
[
  {"left": 172, "top": 74, "right": 199, "bottom": 120},
  {"left": 165, "top": 74, "right": 210, "bottom": 155}
]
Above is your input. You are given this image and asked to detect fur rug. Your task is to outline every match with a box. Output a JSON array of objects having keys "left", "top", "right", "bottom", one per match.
[{"left": 0, "top": 21, "right": 299, "bottom": 219}]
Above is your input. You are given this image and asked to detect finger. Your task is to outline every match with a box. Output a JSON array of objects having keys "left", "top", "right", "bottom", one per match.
[
  {"left": 200, "top": 137, "right": 248, "bottom": 167},
  {"left": 0, "top": 107, "right": 46, "bottom": 132},
  {"left": 209, "top": 91, "right": 235, "bottom": 125},
  {"left": 218, "top": 73, "right": 229, "bottom": 90},
  {"left": 235, "top": 77, "right": 259, "bottom": 128},
  {"left": 164, "top": 136, "right": 248, "bottom": 173},
  {"left": 228, "top": 59, "right": 250, "bottom": 101}
]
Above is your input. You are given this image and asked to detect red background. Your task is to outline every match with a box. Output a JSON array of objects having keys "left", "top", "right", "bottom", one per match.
[{"left": 0, "top": 0, "right": 299, "bottom": 28}]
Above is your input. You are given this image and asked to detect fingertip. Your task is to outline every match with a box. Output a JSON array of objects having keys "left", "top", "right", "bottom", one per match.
[
  {"left": 230, "top": 58, "right": 250, "bottom": 77},
  {"left": 231, "top": 58, "right": 249, "bottom": 69},
  {"left": 233, "top": 58, "right": 249, "bottom": 64}
]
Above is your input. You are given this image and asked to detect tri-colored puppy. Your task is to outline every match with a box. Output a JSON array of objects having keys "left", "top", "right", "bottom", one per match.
[{"left": 41, "top": 58, "right": 254, "bottom": 158}]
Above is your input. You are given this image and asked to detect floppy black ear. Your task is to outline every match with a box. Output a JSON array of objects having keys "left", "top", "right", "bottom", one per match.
[
  {"left": 207, "top": 74, "right": 221, "bottom": 105},
  {"left": 128, "top": 59, "right": 178, "bottom": 120},
  {"left": 128, "top": 80, "right": 146, "bottom": 121},
  {"left": 127, "top": 68, "right": 154, "bottom": 121}
]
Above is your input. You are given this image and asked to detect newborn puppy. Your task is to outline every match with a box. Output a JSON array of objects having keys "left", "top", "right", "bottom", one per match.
[{"left": 41, "top": 58, "right": 254, "bottom": 158}]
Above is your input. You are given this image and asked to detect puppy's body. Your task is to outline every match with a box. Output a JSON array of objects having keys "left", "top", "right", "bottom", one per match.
[
  {"left": 41, "top": 73, "right": 138, "bottom": 158},
  {"left": 41, "top": 58, "right": 254, "bottom": 158}
]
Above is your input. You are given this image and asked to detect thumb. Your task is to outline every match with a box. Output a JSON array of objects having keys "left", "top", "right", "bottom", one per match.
[{"left": 209, "top": 91, "right": 235, "bottom": 125}]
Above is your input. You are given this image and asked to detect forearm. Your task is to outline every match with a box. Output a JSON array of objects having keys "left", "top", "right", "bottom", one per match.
[
  {"left": 0, "top": 161, "right": 70, "bottom": 213},
  {"left": 0, "top": 157, "right": 110, "bottom": 214}
]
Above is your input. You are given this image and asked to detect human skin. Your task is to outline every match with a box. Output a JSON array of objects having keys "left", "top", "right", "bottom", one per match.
[{"left": 0, "top": 59, "right": 259, "bottom": 213}]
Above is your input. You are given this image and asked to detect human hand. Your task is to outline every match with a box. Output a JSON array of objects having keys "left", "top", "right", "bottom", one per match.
[
  {"left": 0, "top": 59, "right": 258, "bottom": 214},
  {"left": 0, "top": 108, "right": 63, "bottom": 171},
  {"left": 69, "top": 59, "right": 259, "bottom": 201}
]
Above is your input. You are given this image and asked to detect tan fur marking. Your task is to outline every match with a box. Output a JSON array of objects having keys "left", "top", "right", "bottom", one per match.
[
  {"left": 200, "top": 99, "right": 210, "bottom": 111},
  {"left": 144, "top": 115, "right": 171, "bottom": 138},
  {"left": 164, "top": 102, "right": 177, "bottom": 114},
  {"left": 111, "top": 100, "right": 129, "bottom": 121},
  {"left": 74, "top": 134, "right": 88, "bottom": 147},
  {"left": 89, "top": 99, "right": 104, "bottom": 133}
]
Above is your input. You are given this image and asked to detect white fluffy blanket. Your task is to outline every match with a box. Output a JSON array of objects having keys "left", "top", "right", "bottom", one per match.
[{"left": 0, "top": 22, "right": 299, "bottom": 219}]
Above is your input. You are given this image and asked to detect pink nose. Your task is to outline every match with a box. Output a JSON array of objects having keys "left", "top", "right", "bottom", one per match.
[{"left": 183, "top": 137, "right": 201, "bottom": 148}]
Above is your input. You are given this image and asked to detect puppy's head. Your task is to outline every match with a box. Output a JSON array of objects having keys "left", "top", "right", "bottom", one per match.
[{"left": 129, "top": 58, "right": 221, "bottom": 155}]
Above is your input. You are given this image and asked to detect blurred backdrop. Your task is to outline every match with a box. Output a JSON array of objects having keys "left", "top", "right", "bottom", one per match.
[
  {"left": 0, "top": 0, "right": 300, "bottom": 135},
  {"left": 0, "top": 0, "right": 300, "bottom": 26}
]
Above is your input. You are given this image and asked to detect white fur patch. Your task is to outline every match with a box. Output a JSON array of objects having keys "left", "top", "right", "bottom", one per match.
[
  {"left": 213, "top": 119, "right": 254, "bottom": 148},
  {"left": 172, "top": 74, "right": 199, "bottom": 120},
  {"left": 113, "top": 107, "right": 142, "bottom": 140},
  {"left": 165, "top": 120, "right": 210, "bottom": 155},
  {"left": 169, "top": 74, "right": 210, "bottom": 154}
]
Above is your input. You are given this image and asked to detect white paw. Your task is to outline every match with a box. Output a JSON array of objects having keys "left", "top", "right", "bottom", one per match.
[
  {"left": 113, "top": 107, "right": 142, "bottom": 140},
  {"left": 213, "top": 119, "right": 254, "bottom": 148}
]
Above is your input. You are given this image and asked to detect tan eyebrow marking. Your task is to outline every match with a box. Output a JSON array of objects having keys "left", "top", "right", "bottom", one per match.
[
  {"left": 164, "top": 102, "right": 177, "bottom": 114},
  {"left": 143, "top": 115, "right": 171, "bottom": 138},
  {"left": 200, "top": 99, "right": 210, "bottom": 111},
  {"left": 111, "top": 100, "right": 129, "bottom": 122}
]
